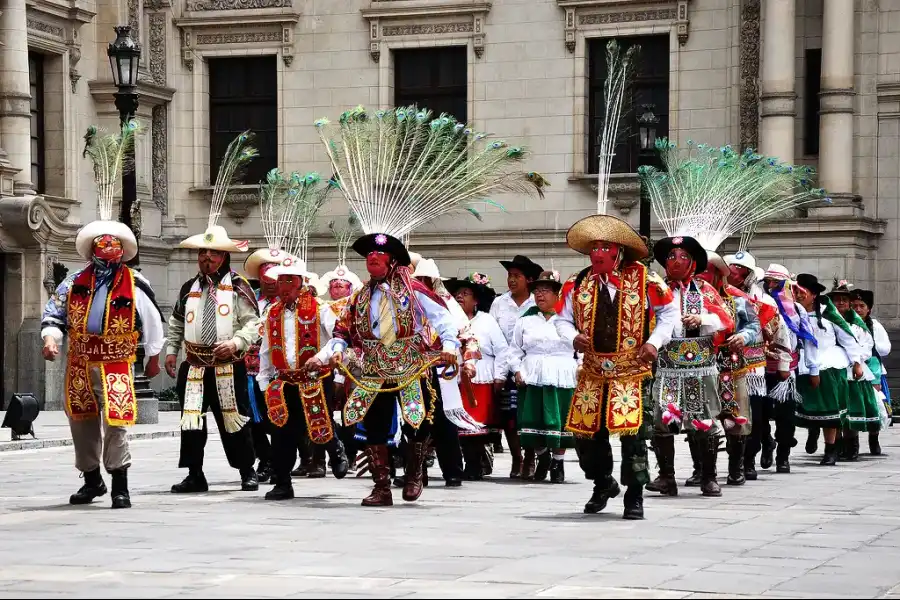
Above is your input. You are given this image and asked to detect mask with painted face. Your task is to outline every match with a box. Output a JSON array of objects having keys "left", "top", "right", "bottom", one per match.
[
  {"left": 259, "top": 262, "right": 279, "bottom": 299},
  {"left": 696, "top": 263, "right": 720, "bottom": 288},
  {"left": 665, "top": 247, "right": 695, "bottom": 283},
  {"left": 277, "top": 274, "right": 303, "bottom": 306},
  {"left": 329, "top": 279, "right": 353, "bottom": 300},
  {"left": 590, "top": 241, "right": 622, "bottom": 276},
  {"left": 92, "top": 235, "right": 124, "bottom": 264},
  {"left": 366, "top": 251, "right": 393, "bottom": 281},
  {"left": 198, "top": 249, "right": 226, "bottom": 276}
]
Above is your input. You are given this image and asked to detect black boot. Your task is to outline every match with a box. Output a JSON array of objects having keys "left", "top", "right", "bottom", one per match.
[
  {"left": 308, "top": 446, "right": 327, "bottom": 478},
  {"left": 265, "top": 474, "right": 295, "bottom": 501},
  {"left": 240, "top": 467, "right": 259, "bottom": 491},
  {"left": 647, "top": 435, "right": 678, "bottom": 496},
  {"left": 760, "top": 436, "right": 775, "bottom": 470},
  {"left": 820, "top": 442, "right": 837, "bottom": 466},
  {"left": 533, "top": 451, "right": 551, "bottom": 482},
  {"left": 685, "top": 435, "right": 702, "bottom": 487},
  {"left": 110, "top": 469, "right": 131, "bottom": 509},
  {"left": 462, "top": 442, "right": 484, "bottom": 481},
  {"left": 327, "top": 439, "right": 350, "bottom": 479},
  {"left": 70, "top": 468, "right": 107, "bottom": 505},
  {"left": 584, "top": 478, "right": 621, "bottom": 514},
  {"left": 726, "top": 436, "right": 746, "bottom": 486},
  {"left": 549, "top": 458, "right": 565, "bottom": 483},
  {"left": 256, "top": 461, "right": 273, "bottom": 484},
  {"left": 844, "top": 430, "right": 860, "bottom": 461},
  {"left": 805, "top": 427, "right": 820, "bottom": 455},
  {"left": 869, "top": 431, "right": 882, "bottom": 456},
  {"left": 775, "top": 445, "right": 791, "bottom": 473},
  {"left": 171, "top": 469, "right": 208, "bottom": 493},
  {"left": 701, "top": 436, "right": 722, "bottom": 497},
  {"left": 744, "top": 441, "right": 758, "bottom": 481},
  {"left": 622, "top": 485, "right": 644, "bottom": 520}
]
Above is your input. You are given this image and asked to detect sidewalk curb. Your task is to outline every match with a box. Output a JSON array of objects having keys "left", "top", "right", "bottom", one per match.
[{"left": 0, "top": 430, "right": 181, "bottom": 453}]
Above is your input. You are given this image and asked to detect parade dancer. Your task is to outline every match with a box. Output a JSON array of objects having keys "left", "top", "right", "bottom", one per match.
[
  {"left": 41, "top": 122, "right": 164, "bottom": 509},
  {"left": 490, "top": 254, "right": 542, "bottom": 478},
  {"left": 306, "top": 105, "right": 543, "bottom": 505},
  {"left": 851, "top": 288, "right": 892, "bottom": 452},
  {"left": 166, "top": 133, "right": 261, "bottom": 493},
  {"left": 554, "top": 215, "right": 676, "bottom": 517}
]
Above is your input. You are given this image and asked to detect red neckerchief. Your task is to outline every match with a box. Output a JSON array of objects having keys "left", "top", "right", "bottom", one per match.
[{"left": 589, "top": 271, "right": 621, "bottom": 288}]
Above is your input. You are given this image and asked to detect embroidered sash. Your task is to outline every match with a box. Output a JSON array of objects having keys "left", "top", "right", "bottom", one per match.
[
  {"left": 263, "top": 297, "right": 334, "bottom": 443},
  {"left": 181, "top": 272, "right": 248, "bottom": 433},
  {"left": 65, "top": 266, "right": 138, "bottom": 426},
  {"left": 657, "top": 336, "right": 718, "bottom": 422},
  {"left": 566, "top": 263, "right": 651, "bottom": 437}
]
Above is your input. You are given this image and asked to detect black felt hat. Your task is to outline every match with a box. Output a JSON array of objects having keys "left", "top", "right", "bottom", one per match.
[
  {"left": 527, "top": 270, "right": 563, "bottom": 294},
  {"left": 852, "top": 288, "right": 874, "bottom": 309},
  {"left": 351, "top": 233, "right": 411, "bottom": 267},
  {"left": 796, "top": 273, "right": 826, "bottom": 295},
  {"left": 445, "top": 273, "right": 497, "bottom": 313},
  {"left": 499, "top": 255, "right": 544, "bottom": 281},
  {"left": 653, "top": 235, "right": 708, "bottom": 274}
]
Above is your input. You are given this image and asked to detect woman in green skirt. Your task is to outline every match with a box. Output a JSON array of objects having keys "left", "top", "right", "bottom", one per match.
[
  {"left": 504, "top": 271, "right": 577, "bottom": 483},
  {"left": 793, "top": 274, "right": 863, "bottom": 466}
]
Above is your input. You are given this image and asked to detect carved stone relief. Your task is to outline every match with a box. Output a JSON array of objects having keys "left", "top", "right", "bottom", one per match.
[
  {"left": 188, "top": 0, "right": 290, "bottom": 9},
  {"left": 128, "top": 0, "right": 140, "bottom": 42},
  {"left": 152, "top": 105, "right": 168, "bottom": 213},
  {"left": 26, "top": 18, "right": 64, "bottom": 38},
  {"left": 363, "top": 4, "right": 491, "bottom": 62},
  {"left": 196, "top": 31, "right": 282, "bottom": 44},
  {"left": 739, "top": 0, "right": 760, "bottom": 151},
  {"left": 562, "top": 3, "right": 687, "bottom": 53},
  {"left": 382, "top": 22, "right": 473, "bottom": 36},
  {"left": 148, "top": 13, "right": 167, "bottom": 85},
  {"left": 579, "top": 8, "right": 676, "bottom": 26}
]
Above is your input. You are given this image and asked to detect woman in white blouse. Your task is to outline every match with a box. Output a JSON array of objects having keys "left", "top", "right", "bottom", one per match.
[
  {"left": 505, "top": 271, "right": 577, "bottom": 483},
  {"left": 447, "top": 273, "right": 509, "bottom": 480},
  {"left": 851, "top": 289, "right": 892, "bottom": 454}
]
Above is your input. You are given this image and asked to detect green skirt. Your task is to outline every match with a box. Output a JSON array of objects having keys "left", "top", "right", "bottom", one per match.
[
  {"left": 844, "top": 378, "right": 882, "bottom": 432},
  {"left": 517, "top": 385, "right": 575, "bottom": 449},
  {"left": 796, "top": 368, "right": 847, "bottom": 429}
]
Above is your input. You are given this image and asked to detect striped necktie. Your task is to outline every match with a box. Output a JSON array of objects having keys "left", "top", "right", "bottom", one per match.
[{"left": 201, "top": 277, "right": 218, "bottom": 345}]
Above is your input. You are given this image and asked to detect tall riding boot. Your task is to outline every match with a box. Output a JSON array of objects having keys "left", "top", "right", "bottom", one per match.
[
  {"left": 649, "top": 435, "right": 678, "bottom": 496},
  {"left": 700, "top": 435, "right": 722, "bottom": 497},
  {"left": 849, "top": 430, "right": 861, "bottom": 461},
  {"left": 744, "top": 440, "right": 758, "bottom": 481},
  {"left": 645, "top": 437, "right": 665, "bottom": 492},
  {"left": 110, "top": 468, "right": 131, "bottom": 509},
  {"left": 403, "top": 437, "right": 430, "bottom": 502},
  {"left": 805, "top": 427, "right": 820, "bottom": 455},
  {"left": 820, "top": 442, "right": 837, "bottom": 466},
  {"left": 726, "top": 436, "right": 746, "bottom": 486},
  {"left": 508, "top": 429, "right": 523, "bottom": 478},
  {"left": 869, "top": 430, "right": 882, "bottom": 456},
  {"left": 70, "top": 467, "right": 108, "bottom": 505},
  {"left": 685, "top": 434, "right": 702, "bottom": 487},
  {"left": 462, "top": 440, "right": 484, "bottom": 481},
  {"left": 361, "top": 445, "right": 393, "bottom": 507},
  {"left": 326, "top": 438, "right": 350, "bottom": 479},
  {"left": 760, "top": 434, "right": 776, "bottom": 470}
]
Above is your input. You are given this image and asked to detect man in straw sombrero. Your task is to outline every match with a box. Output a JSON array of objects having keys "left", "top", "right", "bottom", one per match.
[
  {"left": 555, "top": 214, "right": 678, "bottom": 519},
  {"left": 165, "top": 132, "right": 261, "bottom": 494},
  {"left": 41, "top": 122, "right": 165, "bottom": 509}
]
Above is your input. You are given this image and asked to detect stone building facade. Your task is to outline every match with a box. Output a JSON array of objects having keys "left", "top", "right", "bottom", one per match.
[{"left": 1, "top": 0, "right": 898, "bottom": 402}]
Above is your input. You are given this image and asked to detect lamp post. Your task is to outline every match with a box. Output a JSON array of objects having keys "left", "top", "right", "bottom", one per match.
[
  {"left": 108, "top": 26, "right": 157, "bottom": 423},
  {"left": 637, "top": 103, "right": 659, "bottom": 239}
]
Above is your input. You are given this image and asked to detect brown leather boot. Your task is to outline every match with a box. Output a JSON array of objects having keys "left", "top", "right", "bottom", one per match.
[
  {"left": 647, "top": 435, "right": 678, "bottom": 496},
  {"left": 361, "top": 445, "right": 393, "bottom": 507},
  {"left": 308, "top": 445, "right": 327, "bottom": 478},
  {"left": 402, "top": 437, "right": 430, "bottom": 502}
]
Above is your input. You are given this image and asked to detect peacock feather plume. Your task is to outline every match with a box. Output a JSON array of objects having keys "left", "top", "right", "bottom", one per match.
[
  {"left": 639, "top": 139, "right": 831, "bottom": 252},
  {"left": 596, "top": 40, "right": 639, "bottom": 216},
  {"left": 328, "top": 213, "right": 360, "bottom": 266},
  {"left": 314, "top": 105, "right": 543, "bottom": 240},
  {"left": 82, "top": 120, "right": 141, "bottom": 221},
  {"left": 209, "top": 131, "right": 258, "bottom": 229},
  {"left": 259, "top": 169, "right": 331, "bottom": 264}
]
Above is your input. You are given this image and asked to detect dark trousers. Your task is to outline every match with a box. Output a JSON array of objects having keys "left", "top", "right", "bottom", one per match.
[
  {"left": 748, "top": 376, "right": 797, "bottom": 458},
  {"left": 361, "top": 370, "right": 463, "bottom": 481},
  {"left": 576, "top": 382, "right": 651, "bottom": 489},
  {"left": 748, "top": 395, "right": 772, "bottom": 456},
  {"left": 176, "top": 361, "right": 256, "bottom": 472},
  {"left": 270, "top": 384, "right": 341, "bottom": 480},
  {"left": 249, "top": 377, "right": 273, "bottom": 466}
]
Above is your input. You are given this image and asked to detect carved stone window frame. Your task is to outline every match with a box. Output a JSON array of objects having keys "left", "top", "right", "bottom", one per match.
[
  {"left": 26, "top": 4, "right": 93, "bottom": 200},
  {"left": 362, "top": 1, "right": 491, "bottom": 63}
]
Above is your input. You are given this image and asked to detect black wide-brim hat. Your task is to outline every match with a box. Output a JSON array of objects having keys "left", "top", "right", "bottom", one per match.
[
  {"left": 852, "top": 288, "right": 874, "bottom": 308},
  {"left": 653, "top": 235, "right": 707, "bottom": 274},
  {"left": 796, "top": 273, "right": 826, "bottom": 295},
  {"left": 445, "top": 277, "right": 497, "bottom": 312},
  {"left": 499, "top": 255, "right": 543, "bottom": 281},
  {"left": 527, "top": 272, "right": 563, "bottom": 294},
  {"left": 352, "top": 233, "right": 411, "bottom": 267}
]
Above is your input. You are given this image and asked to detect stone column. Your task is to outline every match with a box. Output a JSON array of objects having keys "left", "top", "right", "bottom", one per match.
[
  {"left": 0, "top": 0, "right": 34, "bottom": 194},
  {"left": 759, "top": 0, "right": 796, "bottom": 163},
  {"left": 817, "top": 0, "right": 858, "bottom": 213}
]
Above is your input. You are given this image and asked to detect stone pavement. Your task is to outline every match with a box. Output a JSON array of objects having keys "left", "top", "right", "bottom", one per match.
[{"left": 1, "top": 427, "right": 900, "bottom": 599}]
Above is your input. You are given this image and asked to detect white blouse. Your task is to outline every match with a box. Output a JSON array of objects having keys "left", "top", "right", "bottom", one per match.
[
  {"left": 257, "top": 302, "right": 333, "bottom": 391},
  {"left": 798, "top": 316, "right": 863, "bottom": 378},
  {"left": 467, "top": 311, "right": 509, "bottom": 384},
  {"left": 489, "top": 291, "right": 535, "bottom": 344},
  {"left": 505, "top": 312, "right": 577, "bottom": 389}
]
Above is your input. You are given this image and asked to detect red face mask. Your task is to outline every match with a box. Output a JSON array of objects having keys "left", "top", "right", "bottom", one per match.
[
  {"left": 696, "top": 263, "right": 719, "bottom": 287},
  {"left": 277, "top": 275, "right": 302, "bottom": 305},
  {"left": 366, "top": 252, "right": 393, "bottom": 280},
  {"left": 259, "top": 263, "right": 279, "bottom": 299},
  {"left": 665, "top": 248, "right": 695, "bottom": 282},
  {"left": 329, "top": 279, "right": 353, "bottom": 300},
  {"left": 727, "top": 264, "right": 749, "bottom": 288},
  {"left": 92, "top": 235, "right": 124, "bottom": 263},
  {"left": 198, "top": 249, "right": 226, "bottom": 276},
  {"left": 590, "top": 242, "right": 621, "bottom": 276}
]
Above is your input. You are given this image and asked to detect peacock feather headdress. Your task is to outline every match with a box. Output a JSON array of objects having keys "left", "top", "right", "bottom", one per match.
[
  {"left": 595, "top": 40, "right": 639, "bottom": 216},
  {"left": 314, "top": 105, "right": 546, "bottom": 241},
  {"left": 208, "top": 131, "right": 259, "bottom": 229},
  {"left": 82, "top": 120, "right": 141, "bottom": 221},
  {"left": 639, "top": 139, "right": 831, "bottom": 253},
  {"left": 259, "top": 169, "right": 332, "bottom": 265},
  {"left": 328, "top": 213, "right": 361, "bottom": 267}
]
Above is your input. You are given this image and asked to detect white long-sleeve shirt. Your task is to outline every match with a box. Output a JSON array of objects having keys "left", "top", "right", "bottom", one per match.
[
  {"left": 467, "top": 311, "right": 509, "bottom": 383},
  {"left": 257, "top": 302, "right": 332, "bottom": 391},
  {"left": 872, "top": 317, "right": 892, "bottom": 358},
  {"left": 506, "top": 312, "right": 577, "bottom": 388},
  {"left": 489, "top": 291, "right": 534, "bottom": 344},
  {"left": 316, "top": 284, "right": 460, "bottom": 361},
  {"left": 799, "top": 315, "right": 863, "bottom": 378},
  {"left": 555, "top": 278, "right": 678, "bottom": 350}
]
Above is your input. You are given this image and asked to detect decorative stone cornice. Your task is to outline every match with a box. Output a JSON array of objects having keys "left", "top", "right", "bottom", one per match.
[
  {"left": 25, "top": 0, "right": 96, "bottom": 24},
  {"left": 88, "top": 79, "right": 176, "bottom": 108},
  {"left": 175, "top": 13, "right": 300, "bottom": 68},
  {"left": 0, "top": 195, "right": 81, "bottom": 251},
  {"left": 189, "top": 184, "right": 260, "bottom": 224},
  {"left": 556, "top": 0, "right": 686, "bottom": 52},
  {"left": 362, "top": 1, "right": 491, "bottom": 62}
]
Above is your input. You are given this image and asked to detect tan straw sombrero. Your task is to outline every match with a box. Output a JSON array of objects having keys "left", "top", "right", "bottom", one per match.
[{"left": 566, "top": 215, "right": 648, "bottom": 260}]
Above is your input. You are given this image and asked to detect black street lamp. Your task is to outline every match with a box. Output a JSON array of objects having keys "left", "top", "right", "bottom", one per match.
[
  {"left": 108, "top": 26, "right": 156, "bottom": 418},
  {"left": 637, "top": 103, "right": 659, "bottom": 239},
  {"left": 108, "top": 25, "right": 141, "bottom": 267}
]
